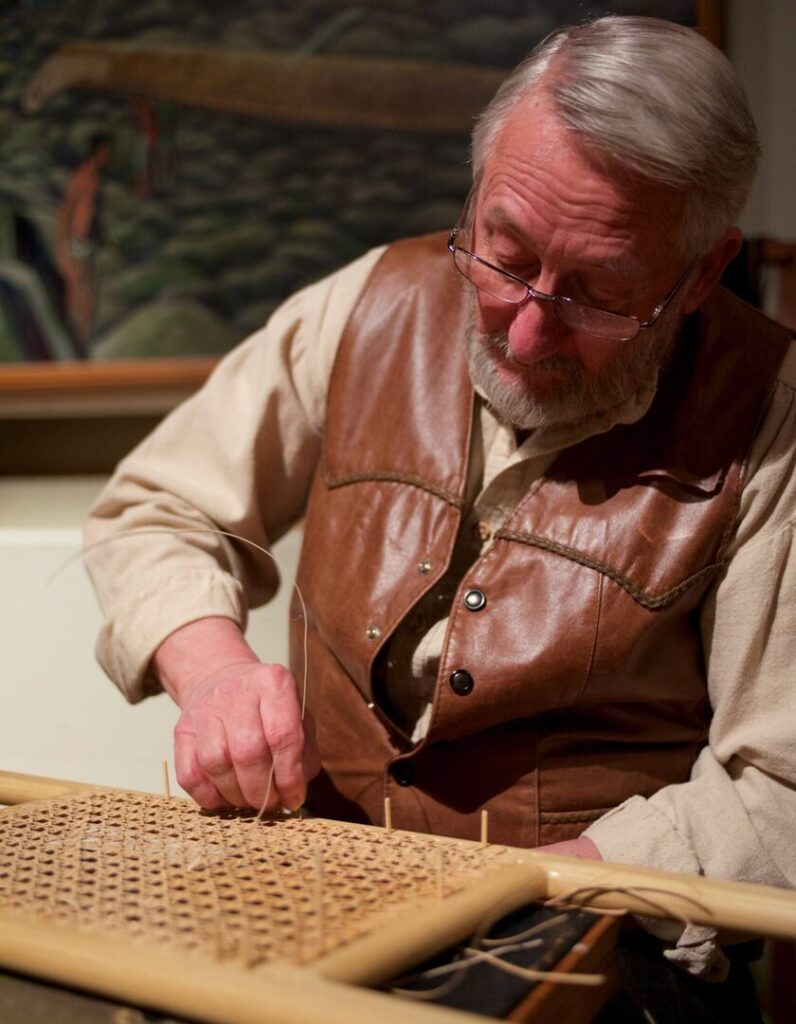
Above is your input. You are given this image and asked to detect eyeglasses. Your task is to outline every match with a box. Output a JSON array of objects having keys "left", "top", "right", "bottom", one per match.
[{"left": 447, "top": 199, "right": 695, "bottom": 343}]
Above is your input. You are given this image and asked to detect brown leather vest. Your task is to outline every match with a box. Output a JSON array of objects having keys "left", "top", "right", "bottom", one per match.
[{"left": 291, "top": 232, "right": 791, "bottom": 848}]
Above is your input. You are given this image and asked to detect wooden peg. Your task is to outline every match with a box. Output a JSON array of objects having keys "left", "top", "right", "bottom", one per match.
[
  {"left": 481, "top": 809, "right": 488, "bottom": 847},
  {"left": 384, "top": 796, "right": 392, "bottom": 833},
  {"left": 162, "top": 760, "right": 171, "bottom": 799}
]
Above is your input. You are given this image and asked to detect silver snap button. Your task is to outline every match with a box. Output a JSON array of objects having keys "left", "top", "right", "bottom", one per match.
[
  {"left": 418, "top": 558, "right": 433, "bottom": 575},
  {"left": 366, "top": 625, "right": 382, "bottom": 641},
  {"left": 463, "top": 588, "right": 487, "bottom": 611}
]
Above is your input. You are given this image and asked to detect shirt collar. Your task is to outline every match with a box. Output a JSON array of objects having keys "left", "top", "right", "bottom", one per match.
[{"left": 476, "top": 372, "right": 660, "bottom": 465}]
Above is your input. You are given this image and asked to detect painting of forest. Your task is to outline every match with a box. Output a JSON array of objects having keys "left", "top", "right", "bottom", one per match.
[{"left": 0, "top": 0, "right": 704, "bottom": 364}]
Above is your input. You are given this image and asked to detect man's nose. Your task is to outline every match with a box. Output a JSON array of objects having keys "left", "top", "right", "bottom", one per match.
[{"left": 506, "top": 292, "right": 567, "bottom": 366}]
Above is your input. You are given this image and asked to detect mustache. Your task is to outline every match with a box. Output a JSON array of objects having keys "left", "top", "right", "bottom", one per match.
[{"left": 479, "top": 329, "right": 586, "bottom": 379}]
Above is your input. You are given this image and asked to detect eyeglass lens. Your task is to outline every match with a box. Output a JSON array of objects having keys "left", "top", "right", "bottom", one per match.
[{"left": 452, "top": 248, "right": 642, "bottom": 342}]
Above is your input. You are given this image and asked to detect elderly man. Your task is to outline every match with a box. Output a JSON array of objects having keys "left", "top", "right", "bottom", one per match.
[{"left": 86, "top": 16, "right": 794, "bottom": 1019}]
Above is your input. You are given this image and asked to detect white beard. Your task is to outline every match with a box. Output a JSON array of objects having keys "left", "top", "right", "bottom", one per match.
[{"left": 464, "top": 301, "right": 682, "bottom": 431}]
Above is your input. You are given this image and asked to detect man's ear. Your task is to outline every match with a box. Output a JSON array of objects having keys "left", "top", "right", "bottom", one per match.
[{"left": 682, "top": 228, "right": 743, "bottom": 314}]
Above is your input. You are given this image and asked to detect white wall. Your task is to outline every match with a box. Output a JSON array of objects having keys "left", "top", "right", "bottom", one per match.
[
  {"left": 729, "top": 0, "right": 796, "bottom": 241},
  {"left": 0, "top": 477, "right": 301, "bottom": 796}
]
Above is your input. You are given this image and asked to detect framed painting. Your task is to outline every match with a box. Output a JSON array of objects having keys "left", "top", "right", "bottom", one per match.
[{"left": 0, "top": 0, "right": 722, "bottom": 423}]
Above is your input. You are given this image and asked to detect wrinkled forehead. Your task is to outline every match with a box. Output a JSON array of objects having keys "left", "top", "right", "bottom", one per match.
[{"left": 476, "top": 94, "right": 687, "bottom": 258}]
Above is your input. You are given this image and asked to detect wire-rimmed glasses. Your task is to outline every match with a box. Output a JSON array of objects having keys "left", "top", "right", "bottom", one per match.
[{"left": 447, "top": 199, "right": 695, "bottom": 343}]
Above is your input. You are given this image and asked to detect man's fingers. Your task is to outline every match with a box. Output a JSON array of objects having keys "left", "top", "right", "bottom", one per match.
[
  {"left": 172, "top": 661, "right": 313, "bottom": 813},
  {"left": 174, "top": 738, "right": 227, "bottom": 810},
  {"left": 193, "top": 716, "right": 248, "bottom": 808},
  {"left": 271, "top": 749, "right": 306, "bottom": 812},
  {"left": 260, "top": 697, "right": 306, "bottom": 812},
  {"left": 225, "top": 712, "right": 277, "bottom": 812}
]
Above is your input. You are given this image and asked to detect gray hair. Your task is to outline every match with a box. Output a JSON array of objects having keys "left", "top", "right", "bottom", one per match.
[{"left": 471, "top": 17, "right": 760, "bottom": 258}]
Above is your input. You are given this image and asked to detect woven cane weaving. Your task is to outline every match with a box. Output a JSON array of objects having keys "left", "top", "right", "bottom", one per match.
[{"left": 0, "top": 789, "right": 504, "bottom": 968}]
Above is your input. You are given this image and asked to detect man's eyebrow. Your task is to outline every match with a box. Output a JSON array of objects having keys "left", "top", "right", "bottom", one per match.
[
  {"left": 579, "top": 254, "right": 637, "bottom": 275},
  {"left": 483, "top": 204, "right": 637, "bottom": 275},
  {"left": 483, "top": 205, "right": 518, "bottom": 233}
]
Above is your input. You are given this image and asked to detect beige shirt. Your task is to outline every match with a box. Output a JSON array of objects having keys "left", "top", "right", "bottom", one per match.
[{"left": 86, "top": 247, "right": 796, "bottom": 971}]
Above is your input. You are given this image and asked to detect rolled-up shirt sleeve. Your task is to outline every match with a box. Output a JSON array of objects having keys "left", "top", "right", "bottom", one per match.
[
  {"left": 84, "top": 247, "right": 384, "bottom": 703},
  {"left": 585, "top": 343, "right": 796, "bottom": 889}
]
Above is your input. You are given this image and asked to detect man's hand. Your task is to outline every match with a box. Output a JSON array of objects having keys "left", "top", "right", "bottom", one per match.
[
  {"left": 154, "top": 617, "right": 320, "bottom": 812},
  {"left": 535, "top": 836, "right": 602, "bottom": 859}
]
